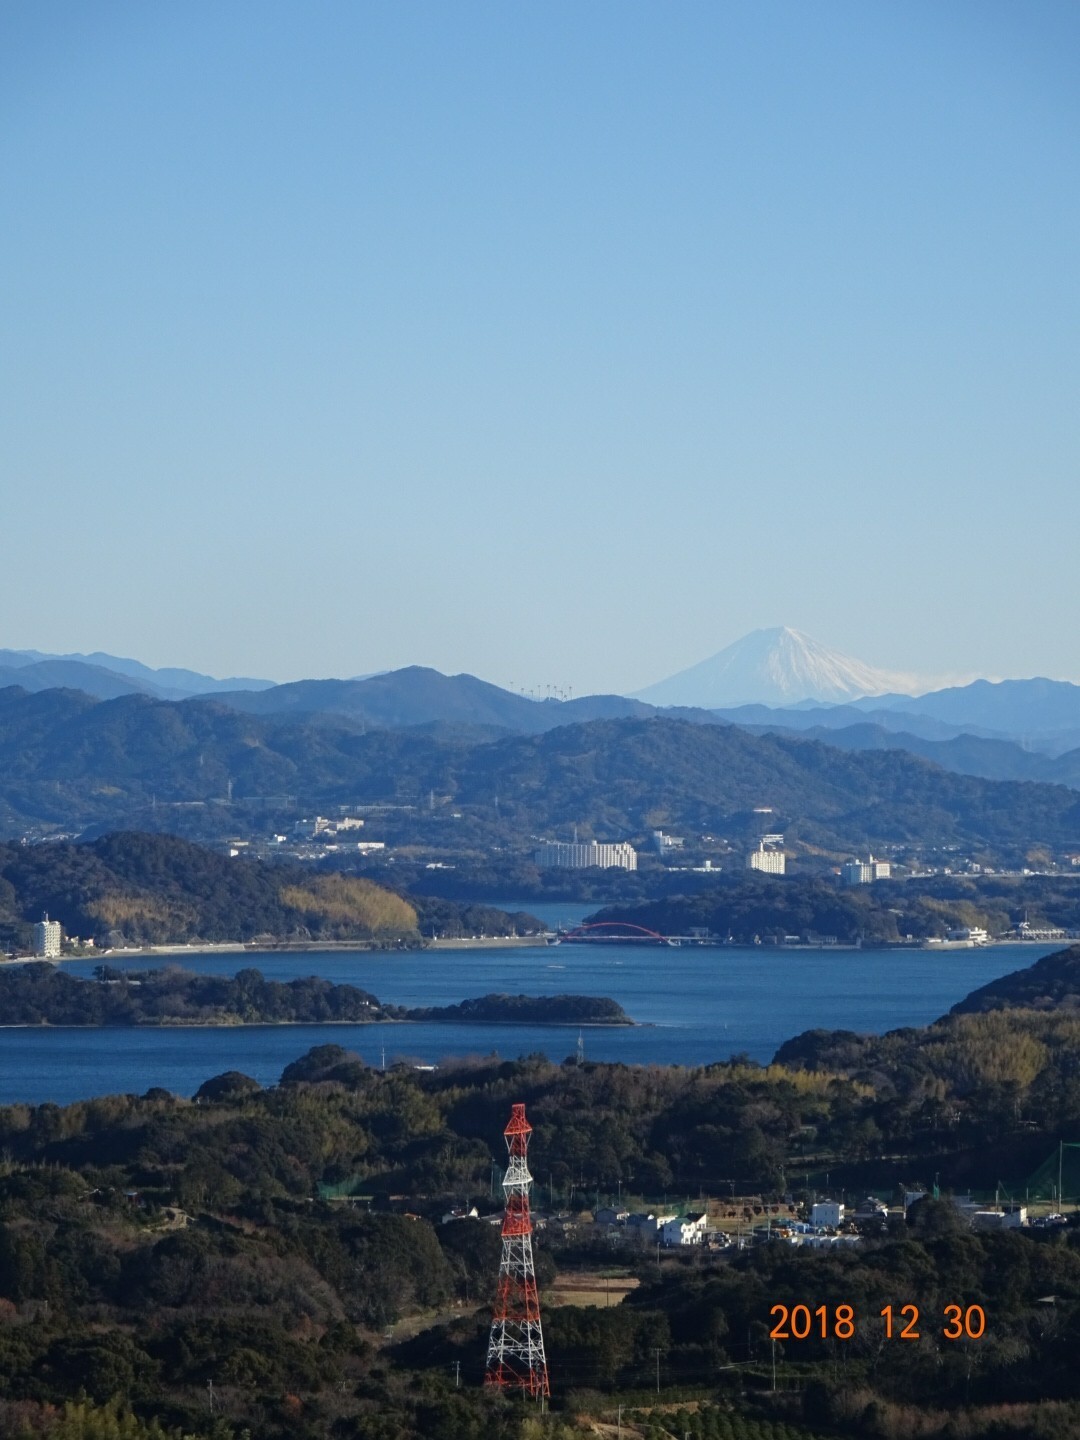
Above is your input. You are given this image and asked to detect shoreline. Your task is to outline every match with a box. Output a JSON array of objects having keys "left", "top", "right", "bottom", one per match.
[
  {"left": 0, "top": 1017, "right": 636, "bottom": 1031},
  {"left": 1, "top": 935, "right": 1064, "bottom": 968},
  {"left": 3, "top": 936, "right": 544, "bottom": 964},
  {"left": 427, "top": 935, "right": 538, "bottom": 949}
]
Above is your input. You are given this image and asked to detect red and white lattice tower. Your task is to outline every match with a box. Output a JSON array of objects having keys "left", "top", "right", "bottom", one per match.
[{"left": 483, "top": 1102, "right": 550, "bottom": 1399}]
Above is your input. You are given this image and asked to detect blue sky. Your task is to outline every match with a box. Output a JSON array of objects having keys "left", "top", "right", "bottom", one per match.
[{"left": 2, "top": 1, "right": 1078, "bottom": 693}]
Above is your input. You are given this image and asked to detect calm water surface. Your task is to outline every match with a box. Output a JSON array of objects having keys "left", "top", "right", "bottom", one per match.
[{"left": 0, "top": 934, "right": 1052, "bottom": 1105}]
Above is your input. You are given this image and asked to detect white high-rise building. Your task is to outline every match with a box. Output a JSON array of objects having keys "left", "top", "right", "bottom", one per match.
[
  {"left": 747, "top": 840, "right": 786, "bottom": 875},
  {"left": 534, "top": 840, "right": 637, "bottom": 871},
  {"left": 33, "top": 914, "right": 62, "bottom": 958}
]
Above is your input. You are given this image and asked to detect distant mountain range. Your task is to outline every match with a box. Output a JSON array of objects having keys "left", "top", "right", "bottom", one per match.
[
  {"left": 853, "top": 678, "right": 1080, "bottom": 747},
  {"left": 8, "top": 636, "right": 1080, "bottom": 795},
  {"left": 205, "top": 665, "right": 1080, "bottom": 776},
  {"left": 0, "top": 649, "right": 275, "bottom": 702},
  {"left": 209, "top": 666, "right": 669, "bottom": 732},
  {"left": 2, "top": 687, "right": 1080, "bottom": 856}
]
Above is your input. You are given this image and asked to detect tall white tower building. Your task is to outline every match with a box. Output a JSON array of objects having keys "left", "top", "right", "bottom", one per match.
[{"left": 34, "top": 914, "right": 62, "bottom": 958}]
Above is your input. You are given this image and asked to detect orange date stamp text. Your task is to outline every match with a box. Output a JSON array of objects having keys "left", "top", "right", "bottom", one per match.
[{"left": 768, "top": 1303, "right": 986, "bottom": 1341}]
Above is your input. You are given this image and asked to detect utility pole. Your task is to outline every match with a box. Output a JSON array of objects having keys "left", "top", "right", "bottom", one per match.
[
  {"left": 654, "top": 1347, "right": 662, "bottom": 1394},
  {"left": 617, "top": 1403, "right": 623, "bottom": 1438},
  {"left": 453, "top": 1360, "right": 461, "bottom": 1388}
]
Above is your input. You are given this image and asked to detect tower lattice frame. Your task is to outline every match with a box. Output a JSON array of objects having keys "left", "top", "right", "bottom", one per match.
[{"left": 483, "top": 1102, "right": 550, "bottom": 1399}]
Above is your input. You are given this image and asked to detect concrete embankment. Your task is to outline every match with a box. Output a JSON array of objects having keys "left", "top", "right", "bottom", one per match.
[{"left": 426, "top": 935, "right": 540, "bottom": 949}]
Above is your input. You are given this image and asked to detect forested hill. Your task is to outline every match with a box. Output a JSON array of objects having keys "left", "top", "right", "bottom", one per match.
[
  {"left": 5, "top": 687, "right": 1080, "bottom": 856},
  {"left": 435, "top": 714, "right": 1080, "bottom": 853},
  {"left": 0, "top": 966, "right": 626, "bottom": 1028},
  {"left": 588, "top": 874, "right": 1080, "bottom": 946},
  {"left": 773, "top": 945, "right": 1080, "bottom": 1087},
  {"left": 950, "top": 943, "right": 1080, "bottom": 1015},
  {"left": 0, "top": 833, "right": 536, "bottom": 951}
]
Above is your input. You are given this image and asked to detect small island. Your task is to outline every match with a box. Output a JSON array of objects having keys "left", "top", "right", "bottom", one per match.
[
  {"left": 0, "top": 964, "right": 633, "bottom": 1028},
  {"left": 404, "top": 993, "right": 633, "bottom": 1026}
]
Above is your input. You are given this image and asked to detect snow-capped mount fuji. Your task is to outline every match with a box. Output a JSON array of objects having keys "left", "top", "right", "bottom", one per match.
[{"left": 634, "top": 627, "right": 925, "bottom": 709}]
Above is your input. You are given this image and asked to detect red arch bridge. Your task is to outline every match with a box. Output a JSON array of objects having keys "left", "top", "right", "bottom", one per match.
[{"left": 554, "top": 921, "right": 675, "bottom": 946}]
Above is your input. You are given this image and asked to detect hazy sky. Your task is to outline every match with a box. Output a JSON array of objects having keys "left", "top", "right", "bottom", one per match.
[{"left": 3, "top": 1, "right": 1078, "bottom": 693}]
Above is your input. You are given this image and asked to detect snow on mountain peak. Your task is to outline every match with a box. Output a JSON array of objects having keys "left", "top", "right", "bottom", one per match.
[{"left": 633, "top": 627, "right": 925, "bottom": 709}]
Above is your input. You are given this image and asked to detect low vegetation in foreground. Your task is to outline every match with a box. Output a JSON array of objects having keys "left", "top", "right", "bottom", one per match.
[{"left": 3, "top": 948, "right": 1080, "bottom": 1436}]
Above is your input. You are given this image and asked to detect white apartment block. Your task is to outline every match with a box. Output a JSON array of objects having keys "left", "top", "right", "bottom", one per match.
[
  {"left": 841, "top": 855, "right": 891, "bottom": 886},
  {"left": 534, "top": 840, "right": 638, "bottom": 871},
  {"left": 747, "top": 841, "right": 786, "bottom": 874},
  {"left": 34, "top": 915, "right": 62, "bottom": 958}
]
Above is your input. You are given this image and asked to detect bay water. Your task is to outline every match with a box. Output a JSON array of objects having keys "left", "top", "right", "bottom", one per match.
[{"left": 0, "top": 922, "right": 1053, "bottom": 1104}]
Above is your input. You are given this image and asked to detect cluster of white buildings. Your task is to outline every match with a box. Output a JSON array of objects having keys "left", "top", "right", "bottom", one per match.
[
  {"left": 740, "top": 841, "right": 898, "bottom": 884},
  {"left": 780, "top": 1225, "right": 862, "bottom": 1251},
  {"left": 292, "top": 815, "right": 374, "bottom": 840},
  {"left": 534, "top": 840, "right": 638, "bottom": 871},
  {"left": 585, "top": 1190, "right": 1064, "bottom": 1256},
  {"left": 594, "top": 1208, "right": 709, "bottom": 1247},
  {"left": 840, "top": 855, "right": 891, "bottom": 886},
  {"left": 277, "top": 816, "right": 385, "bottom": 855}
]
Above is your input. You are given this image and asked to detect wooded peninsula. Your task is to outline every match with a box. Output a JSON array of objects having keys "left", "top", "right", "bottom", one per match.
[
  {"left": 0, "top": 964, "right": 632, "bottom": 1028},
  {"left": 0, "top": 832, "right": 540, "bottom": 954}
]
